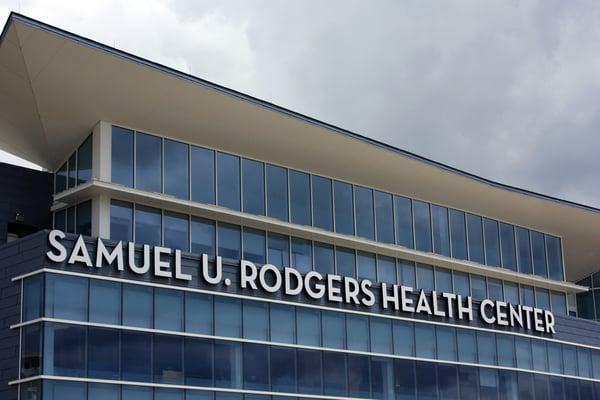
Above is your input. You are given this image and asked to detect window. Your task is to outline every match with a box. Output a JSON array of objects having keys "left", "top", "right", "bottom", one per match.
[
  {"left": 268, "top": 233, "right": 289, "bottom": 268},
  {"left": 334, "top": 181, "right": 354, "bottom": 235},
  {"left": 532, "top": 340, "right": 548, "bottom": 372},
  {"left": 515, "top": 338, "right": 532, "bottom": 369},
  {"left": 394, "top": 195, "right": 414, "bottom": 248},
  {"left": 242, "top": 159, "right": 265, "bottom": 215},
  {"left": 415, "top": 324, "right": 435, "bottom": 358},
  {"left": 377, "top": 255, "right": 397, "bottom": 284},
  {"left": 416, "top": 263, "right": 434, "bottom": 291},
  {"left": 395, "top": 359, "right": 417, "bottom": 398},
  {"left": 483, "top": 218, "right": 501, "bottom": 267},
  {"left": 535, "top": 288, "right": 550, "bottom": 310},
  {"left": 123, "top": 385, "right": 153, "bottom": 400},
  {"left": 471, "top": 275, "right": 487, "bottom": 299},
  {"left": 191, "top": 146, "right": 215, "bottom": 204},
  {"left": 21, "top": 324, "right": 41, "bottom": 377},
  {"left": 266, "top": 164, "right": 288, "bottom": 221},
  {"left": 185, "top": 338, "right": 213, "bottom": 386},
  {"left": 76, "top": 201, "right": 92, "bottom": 235},
  {"left": 415, "top": 361, "right": 437, "bottom": 400},
  {"left": 323, "top": 352, "right": 347, "bottom": 396},
  {"left": 217, "top": 223, "right": 241, "bottom": 259},
  {"left": 346, "top": 314, "right": 369, "bottom": 351},
  {"left": 155, "top": 288, "right": 184, "bottom": 331},
  {"left": 431, "top": 205, "right": 450, "bottom": 256},
  {"left": 453, "top": 271, "right": 469, "bottom": 297},
  {"left": 135, "top": 205, "right": 161, "bottom": 246},
  {"left": 214, "top": 297, "right": 242, "bottom": 338},
  {"left": 437, "top": 364, "right": 459, "bottom": 400},
  {"left": 185, "top": 292, "right": 213, "bottom": 335},
  {"left": 355, "top": 186, "right": 375, "bottom": 240},
  {"left": 243, "top": 301, "right": 268, "bottom": 340},
  {"left": 476, "top": 331, "right": 496, "bottom": 365},
  {"left": 488, "top": 278, "right": 503, "bottom": 301},
  {"left": 322, "top": 311, "right": 345, "bottom": 349},
  {"left": 68, "top": 152, "right": 76, "bottom": 189},
  {"left": 77, "top": 134, "right": 92, "bottom": 184},
  {"left": 530, "top": 231, "right": 548, "bottom": 278},
  {"left": 289, "top": 170, "right": 311, "bottom": 226},
  {"left": 457, "top": 330, "right": 476, "bottom": 363},
  {"left": 217, "top": 152, "right": 240, "bottom": 211},
  {"left": 154, "top": 334, "right": 183, "bottom": 383},
  {"left": 297, "top": 308, "right": 321, "bottom": 346},
  {"left": 191, "top": 217, "right": 215, "bottom": 256},
  {"left": 122, "top": 331, "right": 152, "bottom": 381},
  {"left": 550, "top": 291, "right": 567, "bottom": 315},
  {"left": 466, "top": 214, "right": 484, "bottom": 264},
  {"left": 243, "top": 343, "right": 268, "bottom": 390},
  {"left": 54, "top": 209, "right": 66, "bottom": 231},
  {"left": 349, "top": 354, "right": 371, "bottom": 398},
  {"left": 110, "top": 200, "right": 133, "bottom": 242},
  {"left": 23, "top": 275, "right": 43, "bottom": 321},
  {"left": 399, "top": 259, "right": 416, "bottom": 287},
  {"left": 371, "top": 357, "right": 394, "bottom": 399},
  {"left": 371, "top": 318, "right": 393, "bottom": 354},
  {"left": 135, "top": 132, "right": 162, "bottom": 192},
  {"left": 500, "top": 223, "right": 517, "bottom": 271},
  {"left": 270, "top": 304, "right": 295, "bottom": 343},
  {"left": 291, "top": 237, "right": 312, "bottom": 273},
  {"left": 123, "top": 284, "right": 153, "bottom": 328},
  {"left": 112, "top": 126, "right": 134, "bottom": 187},
  {"left": 89, "top": 383, "right": 120, "bottom": 400},
  {"left": 45, "top": 274, "right": 88, "bottom": 321},
  {"left": 435, "top": 267, "right": 453, "bottom": 293},
  {"left": 43, "top": 381, "right": 86, "bottom": 400},
  {"left": 546, "top": 235, "right": 564, "bottom": 281},
  {"left": 449, "top": 209, "right": 467, "bottom": 260},
  {"left": 67, "top": 206, "right": 75, "bottom": 233},
  {"left": 314, "top": 242, "right": 334, "bottom": 275},
  {"left": 164, "top": 139, "right": 189, "bottom": 199},
  {"left": 336, "top": 246, "right": 356, "bottom": 277},
  {"left": 393, "top": 320, "right": 414, "bottom": 356},
  {"left": 516, "top": 227, "right": 533, "bottom": 274},
  {"left": 312, "top": 176, "right": 333, "bottom": 230},
  {"left": 88, "top": 328, "right": 120, "bottom": 379},
  {"left": 214, "top": 341, "right": 242, "bottom": 388},
  {"left": 243, "top": 228, "right": 266, "bottom": 264},
  {"left": 563, "top": 345, "right": 577, "bottom": 376},
  {"left": 163, "top": 211, "right": 189, "bottom": 251},
  {"left": 497, "top": 334, "right": 515, "bottom": 367},
  {"left": 436, "top": 326, "right": 457, "bottom": 361},
  {"left": 375, "top": 191, "right": 394, "bottom": 243},
  {"left": 56, "top": 161, "right": 68, "bottom": 192},
  {"left": 89, "top": 280, "right": 121, "bottom": 325},
  {"left": 44, "top": 323, "right": 86, "bottom": 376},
  {"left": 297, "top": 349, "right": 322, "bottom": 394},
  {"left": 504, "top": 282, "right": 519, "bottom": 305},
  {"left": 271, "top": 346, "right": 296, "bottom": 392},
  {"left": 414, "top": 203, "right": 433, "bottom": 253}
]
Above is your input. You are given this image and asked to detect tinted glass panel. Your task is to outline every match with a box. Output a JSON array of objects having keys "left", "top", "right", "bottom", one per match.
[
  {"left": 483, "top": 218, "right": 501, "bottom": 267},
  {"left": 185, "top": 292, "right": 213, "bottom": 335},
  {"left": 393, "top": 320, "right": 414, "bottom": 356},
  {"left": 270, "top": 346, "right": 296, "bottom": 392},
  {"left": 44, "top": 323, "right": 86, "bottom": 376},
  {"left": 416, "top": 361, "right": 437, "bottom": 400},
  {"left": 471, "top": 275, "right": 487, "bottom": 299},
  {"left": 289, "top": 170, "right": 311, "bottom": 226},
  {"left": 45, "top": 274, "right": 88, "bottom": 321},
  {"left": 504, "top": 282, "right": 519, "bottom": 305},
  {"left": 394, "top": 195, "right": 414, "bottom": 248},
  {"left": 21, "top": 324, "right": 41, "bottom": 378},
  {"left": 123, "top": 284, "right": 153, "bottom": 328},
  {"left": 164, "top": 139, "right": 189, "bottom": 199},
  {"left": 243, "top": 301, "right": 268, "bottom": 340},
  {"left": 348, "top": 354, "right": 371, "bottom": 398},
  {"left": 191, "top": 146, "right": 215, "bottom": 204},
  {"left": 477, "top": 331, "right": 497, "bottom": 365},
  {"left": 453, "top": 271, "right": 469, "bottom": 297},
  {"left": 497, "top": 334, "right": 515, "bottom": 367},
  {"left": 77, "top": 134, "right": 92, "bottom": 184},
  {"left": 336, "top": 247, "right": 356, "bottom": 277},
  {"left": 323, "top": 352, "right": 346, "bottom": 396},
  {"left": 551, "top": 291, "right": 567, "bottom": 315},
  {"left": 270, "top": 304, "right": 295, "bottom": 343},
  {"left": 532, "top": 340, "right": 548, "bottom": 372},
  {"left": 546, "top": 235, "right": 564, "bottom": 281},
  {"left": 243, "top": 228, "right": 266, "bottom": 264},
  {"left": 122, "top": 331, "right": 152, "bottom": 381},
  {"left": 515, "top": 337, "right": 533, "bottom": 369},
  {"left": 266, "top": 164, "right": 288, "bottom": 221},
  {"left": 531, "top": 231, "right": 548, "bottom": 278},
  {"left": 488, "top": 278, "right": 503, "bottom": 301},
  {"left": 56, "top": 162, "right": 68, "bottom": 192},
  {"left": 415, "top": 324, "right": 435, "bottom": 358},
  {"left": 375, "top": 191, "right": 394, "bottom": 243},
  {"left": 334, "top": 180, "right": 354, "bottom": 235},
  {"left": 154, "top": 334, "right": 183, "bottom": 383},
  {"left": 214, "top": 297, "right": 242, "bottom": 338},
  {"left": 135, "top": 133, "right": 161, "bottom": 192},
  {"left": 297, "top": 308, "right": 321, "bottom": 346},
  {"left": 76, "top": 201, "right": 92, "bottom": 235},
  {"left": 416, "top": 263, "right": 434, "bottom": 291},
  {"left": 322, "top": 311, "right": 345, "bottom": 349},
  {"left": 23, "top": 275, "right": 43, "bottom": 322},
  {"left": 413, "top": 200, "right": 432, "bottom": 252},
  {"left": 185, "top": 337, "right": 213, "bottom": 386},
  {"left": 242, "top": 159, "right": 265, "bottom": 215},
  {"left": 67, "top": 207, "right": 75, "bottom": 233},
  {"left": 297, "top": 349, "right": 322, "bottom": 394},
  {"left": 88, "top": 328, "right": 120, "bottom": 379},
  {"left": 547, "top": 342, "right": 563, "bottom": 374},
  {"left": 520, "top": 285, "right": 535, "bottom": 307},
  {"left": 399, "top": 259, "right": 416, "bottom": 287},
  {"left": 191, "top": 217, "right": 215, "bottom": 256},
  {"left": 217, "top": 152, "right": 240, "bottom": 211},
  {"left": 164, "top": 211, "right": 189, "bottom": 251},
  {"left": 135, "top": 205, "right": 161, "bottom": 246},
  {"left": 243, "top": 343, "right": 268, "bottom": 390},
  {"left": 395, "top": 359, "right": 417, "bottom": 399},
  {"left": 217, "top": 223, "right": 241, "bottom": 259},
  {"left": 346, "top": 314, "right": 369, "bottom": 351},
  {"left": 436, "top": 326, "right": 457, "bottom": 361},
  {"left": 467, "top": 214, "right": 484, "bottom": 264},
  {"left": 68, "top": 153, "right": 76, "bottom": 188},
  {"left": 378, "top": 255, "right": 397, "bottom": 284},
  {"left": 355, "top": 186, "right": 375, "bottom": 240},
  {"left": 457, "top": 330, "right": 477, "bottom": 363},
  {"left": 435, "top": 267, "right": 453, "bottom": 292},
  {"left": 54, "top": 209, "right": 66, "bottom": 231},
  {"left": 89, "top": 280, "right": 121, "bottom": 325},
  {"left": 213, "top": 341, "right": 242, "bottom": 388},
  {"left": 155, "top": 288, "right": 184, "bottom": 331},
  {"left": 312, "top": 176, "right": 333, "bottom": 230},
  {"left": 431, "top": 205, "right": 450, "bottom": 256},
  {"left": 438, "top": 364, "right": 459, "bottom": 400},
  {"left": 371, "top": 317, "right": 393, "bottom": 354},
  {"left": 268, "top": 232, "right": 289, "bottom": 268},
  {"left": 291, "top": 237, "right": 312, "bottom": 273},
  {"left": 500, "top": 223, "right": 517, "bottom": 271},
  {"left": 110, "top": 200, "right": 133, "bottom": 242},
  {"left": 449, "top": 209, "right": 467, "bottom": 260},
  {"left": 43, "top": 381, "right": 86, "bottom": 400},
  {"left": 515, "top": 227, "right": 532, "bottom": 274},
  {"left": 314, "top": 242, "right": 334, "bottom": 275},
  {"left": 536, "top": 288, "right": 550, "bottom": 310}
]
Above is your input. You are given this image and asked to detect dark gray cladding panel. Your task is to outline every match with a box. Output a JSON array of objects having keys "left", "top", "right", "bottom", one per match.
[{"left": 9, "top": 230, "right": 600, "bottom": 348}]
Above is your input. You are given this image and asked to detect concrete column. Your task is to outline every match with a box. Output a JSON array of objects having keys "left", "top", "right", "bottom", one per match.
[
  {"left": 92, "top": 194, "right": 111, "bottom": 239},
  {"left": 92, "top": 121, "right": 112, "bottom": 182}
]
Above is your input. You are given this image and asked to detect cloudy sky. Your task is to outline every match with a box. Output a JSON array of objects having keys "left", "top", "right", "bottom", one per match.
[{"left": 2, "top": 1, "right": 600, "bottom": 206}]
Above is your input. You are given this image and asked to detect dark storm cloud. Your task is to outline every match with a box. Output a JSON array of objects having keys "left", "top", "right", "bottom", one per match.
[{"left": 3, "top": 0, "right": 600, "bottom": 205}]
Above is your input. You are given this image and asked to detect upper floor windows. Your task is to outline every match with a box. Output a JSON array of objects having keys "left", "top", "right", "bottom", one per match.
[
  {"left": 108, "top": 126, "right": 565, "bottom": 282},
  {"left": 55, "top": 133, "right": 93, "bottom": 193}
]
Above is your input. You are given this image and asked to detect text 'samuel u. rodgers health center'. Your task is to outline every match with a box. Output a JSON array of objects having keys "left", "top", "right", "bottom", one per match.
[{"left": 2, "top": 12, "right": 600, "bottom": 400}]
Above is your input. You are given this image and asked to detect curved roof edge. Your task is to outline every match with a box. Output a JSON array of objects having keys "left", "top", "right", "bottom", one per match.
[{"left": 1, "top": 11, "right": 598, "bottom": 216}]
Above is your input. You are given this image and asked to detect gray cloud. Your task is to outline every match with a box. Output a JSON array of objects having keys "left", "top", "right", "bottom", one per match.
[{"left": 2, "top": 0, "right": 600, "bottom": 205}]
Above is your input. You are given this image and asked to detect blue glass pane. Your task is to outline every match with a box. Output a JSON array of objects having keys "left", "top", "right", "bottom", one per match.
[
  {"left": 437, "top": 364, "right": 459, "bottom": 400},
  {"left": 322, "top": 311, "right": 345, "bottom": 349},
  {"left": 191, "top": 217, "right": 215, "bottom": 256},
  {"left": 458, "top": 365, "right": 479, "bottom": 400},
  {"left": 334, "top": 181, "right": 354, "bottom": 235},
  {"left": 436, "top": 326, "right": 457, "bottom": 361},
  {"left": 578, "top": 347, "right": 592, "bottom": 378},
  {"left": 471, "top": 275, "right": 487, "bottom": 299},
  {"left": 533, "top": 375, "right": 548, "bottom": 400},
  {"left": 271, "top": 304, "right": 295, "bottom": 343},
  {"left": 289, "top": 170, "right": 311, "bottom": 226},
  {"left": 415, "top": 324, "right": 435, "bottom": 358},
  {"left": 89, "top": 383, "right": 120, "bottom": 400},
  {"left": 214, "top": 341, "right": 242, "bottom": 388},
  {"left": 371, "top": 357, "right": 394, "bottom": 399},
  {"left": 394, "top": 359, "right": 417, "bottom": 399},
  {"left": 323, "top": 352, "right": 347, "bottom": 396},
  {"left": 517, "top": 372, "right": 534, "bottom": 400},
  {"left": 155, "top": 288, "right": 183, "bottom": 331},
  {"left": 68, "top": 153, "right": 76, "bottom": 188},
  {"left": 479, "top": 368, "right": 499, "bottom": 400},
  {"left": 348, "top": 354, "right": 371, "bottom": 398},
  {"left": 243, "top": 301, "right": 268, "bottom": 340},
  {"left": 546, "top": 235, "right": 564, "bottom": 281},
  {"left": 217, "top": 223, "right": 241, "bottom": 259},
  {"left": 378, "top": 255, "right": 397, "bottom": 284},
  {"left": 593, "top": 351, "right": 600, "bottom": 379},
  {"left": 56, "top": 162, "right": 68, "bottom": 193},
  {"left": 88, "top": 328, "right": 119, "bottom": 379},
  {"left": 520, "top": 285, "right": 535, "bottom": 307},
  {"left": 112, "top": 126, "right": 134, "bottom": 187},
  {"left": 122, "top": 331, "right": 152, "bottom": 381},
  {"left": 23, "top": 275, "right": 43, "bottom": 322},
  {"left": 185, "top": 292, "right": 213, "bottom": 335},
  {"left": 477, "top": 331, "right": 497, "bottom": 365},
  {"left": 191, "top": 146, "right": 215, "bottom": 204},
  {"left": 122, "top": 284, "right": 154, "bottom": 328},
  {"left": 21, "top": 324, "right": 41, "bottom": 378},
  {"left": 164, "top": 139, "right": 189, "bottom": 199},
  {"left": 516, "top": 227, "right": 532, "bottom": 274},
  {"left": 135, "top": 132, "right": 161, "bottom": 192},
  {"left": 515, "top": 337, "right": 533, "bottom": 369},
  {"left": 375, "top": 191, "right": 394, "bottom": 244},
  {"left": 393, "top": 320, "right": 414, "bottom": 356},
  {"left": 394, "top": 195, "right": 414, "bottom": 248},
  {"left": 242, "top": 159, "right": 265, "bottom": 215},
  {"left": 291, "top": 237, "right": 312, "bottom": 273},
  {"left": 431, "top": 205, "right": 450, "bottom": 256},
  {"left": 483, "top": 218, "right": 501, "bottom": 267},
  {"left": 164, "top": 211, "right": 189, "bottom": 251},
  {"left": 268, "top": 232, "right": 289, "bottom": 268},
  {"left": 154, "top": 335, "right": 183, "bottom": 384},
  {"left": 243, "top": 228, "right": 266, "bottom": 264},
  {"left": 532, "top": 340, "right": 548, "bottom": 372},
  {"left": 355, "top": 251, "right": 376, "bottom": 281},
  {"left": 45, "top": 274, "right": 88, "bottom": 321},
  {"left": 217, "top": 152, "right": 240, "bottom": 211},
  {"left": 135, "top": 205, "right": 161, "bottom": 246},
  {"left": 547, "top": 342, "right": 563, "bottom": 374},
  {"left": 266, "top": 164, "right": 288, "bottom": 221},
  {"left": 75, "top": 200, "right": 92, "bottom": 236},
  {"left": 155, "top": 388, "right": 184, "bottom": 400},
  {"left": 215, "top": 297, "right": 242, "bottom": 338},
  {"left": 488, "top": 278, "right": 503, "bottom": 301},
  {"left": 496, "top": 334, "right": 515, "bottom": 367},
  {"left": 536, "top": 288, "right": 550, "bottom": 310},
  {"left": 563, "top": 378, "right": 578, "bottom": 399},
  {"left": 548, "top": 377, "right": 564, "bottom": 400},
  {"left": 297, "top": 349, "right": 322, "bottom": 394},
  {"left": 66, "top": 206, "right": 75, "bottom": 233},
  {"left": 435, "top": 267, "right": 453, "bottom": 292},
  {"left": 500, "top": 223, "right": 517, "bottom": 271},
  {"left": 346, "top": 314, "right": 369, "bottom": 351},
  {"left": 466, "top": 214, "right": 484, "bottom": 264},
  {"left": 270, "top": 346, "right": 296, "bottom": 392},
  {"left": 415, "top": 361, "right": 437, "bottom": 400},
  {"left": 371, "top": 317, "right": 393, "bottom": 354},
  {"left": 355, "top": 186, "right": 375, "bottom": 240},
  {"left": 336, "top": 247, "right": 356, "bottom": 277},
  {"left": 457, "top": 330, "right": 477, "bottom": 363},
  {"left": 498, "top": 370, "right": 518, "bottom": 400},
  {"left": 449, "top": 209, "right": 467, "bottom": 260},
  {"left": 550, "top": 292, "right": 567, "bottom": 315},
  {"left": 110, "top": 200, "right": 133, "bottom": 242},
  {"left": 76, "top": 134, "right": 93, "bottom": 185},
  {"left": 453, "top": 271, "right": 469, "bottom": 297},
  {"left": 44, "top": 323, "right": 86, "bottom": 376},
  {"left": 54, "top": 209, "right": 66, "bottom": 231},
  {"left": 531, "top": 231, "right": 548, "bottom": 278},
  {"left": 314, "top": 242, "right": 334, "bottom": 275},
  {"left": 243, "top": 343, "right": 269, "bottom": 390},
  {"left": 185, "top": 337, "right": 213, "bottom": 386},
  {"left": 503, "top": 282, "right": 519, "bottom": 305},
  {"left": 312, "top": 176, "right": 333, "bottom": 230},
  {"left": 413, "top": 200, "right": 432, "bottom": 252},
  {"left": 89, "top": 280, "right": 121, "bottom": 324},
  {"left": 399, "top": 259, "right": 416, "bottom": 287},
  {"left": 416, "top": 263, "right": 434, "bottom": 291},
  {"left": 43, "top": 381, "right": 86, "bottom": 400},
  {"left": 297, "top": 308, "right": 321, "bottom": 346}
]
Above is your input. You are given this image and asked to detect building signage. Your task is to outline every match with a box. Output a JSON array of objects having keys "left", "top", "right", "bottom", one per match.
[{"left": 46, "top": 230, "right": 556, "bottom": 334}]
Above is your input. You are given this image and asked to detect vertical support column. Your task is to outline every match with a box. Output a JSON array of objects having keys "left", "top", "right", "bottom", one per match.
[
  {"left": 92, "top": 194, "right": 111, "bottom": 239},
  {"left": 92, "top": 121, "right": 112, "bottom": 182}
]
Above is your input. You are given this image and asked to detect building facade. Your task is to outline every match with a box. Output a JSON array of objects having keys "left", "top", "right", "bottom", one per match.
[{"left": 2, "top": 12, "right": 600, "bottom": 400}]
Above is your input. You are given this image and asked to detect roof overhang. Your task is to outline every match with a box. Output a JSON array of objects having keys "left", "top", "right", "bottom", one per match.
[{"left": 1, "top": 13, "right": 599, "bottom": 282}]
